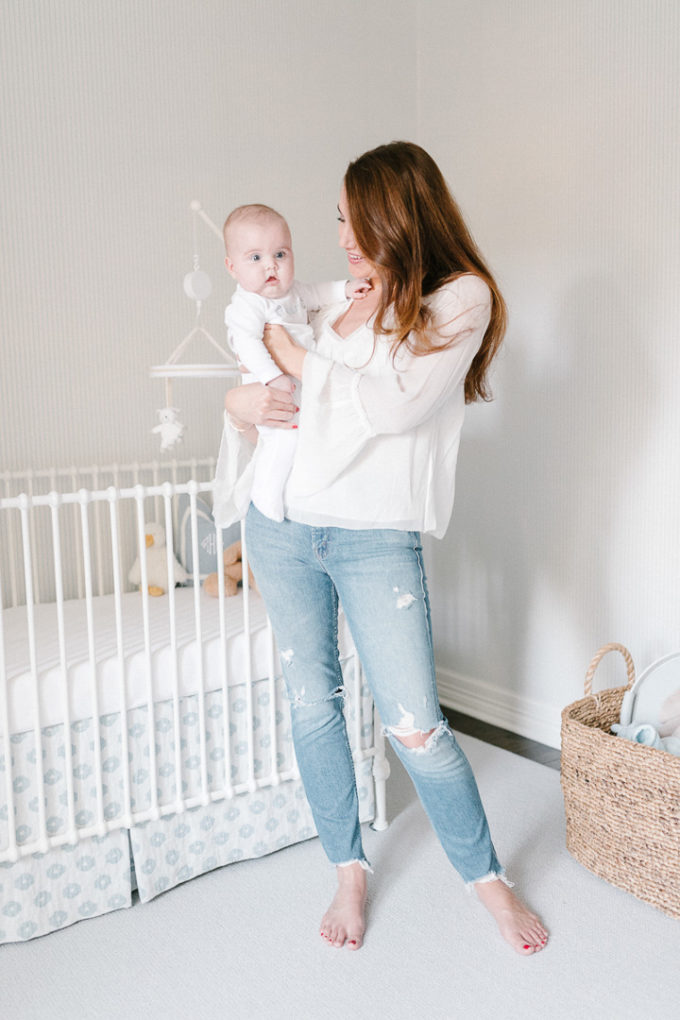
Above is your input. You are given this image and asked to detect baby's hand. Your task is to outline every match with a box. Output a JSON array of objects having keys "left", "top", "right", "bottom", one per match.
[
  {"left": 345, "top": 278, "right": 372, "bottom": 300},
  {"left": 267, "top": 373, "right": 296, "bottom": 395}
]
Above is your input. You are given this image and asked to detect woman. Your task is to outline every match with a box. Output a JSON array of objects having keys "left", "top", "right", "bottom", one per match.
[{"left": 218, "top": 142, "right": 548, "bottom": 955}]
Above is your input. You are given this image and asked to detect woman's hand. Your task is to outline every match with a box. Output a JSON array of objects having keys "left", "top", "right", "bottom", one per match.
[
  {"left": 225, "top": 380, "right": 298, "bottom": 431},
  {"left": 262, "top": 324, "right": 307, "bottom": 380}
]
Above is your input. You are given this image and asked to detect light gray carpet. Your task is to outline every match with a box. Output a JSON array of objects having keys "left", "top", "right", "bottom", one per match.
[{"left": 2, "top": 733, "right": 679, "bottom": 1020}]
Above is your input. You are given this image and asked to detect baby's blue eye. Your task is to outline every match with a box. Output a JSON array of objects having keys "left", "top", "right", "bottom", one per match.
[
  {"left": 249, "top": 254, "right": 261, "bottom": 262},
  {"left": 274, "top": 251, "right": 286, "bottom": 259}
]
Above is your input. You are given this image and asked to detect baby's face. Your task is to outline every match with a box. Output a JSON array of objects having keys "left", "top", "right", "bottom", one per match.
[{"left": 225, "top": 216, "right": 295, "bottom": 299}]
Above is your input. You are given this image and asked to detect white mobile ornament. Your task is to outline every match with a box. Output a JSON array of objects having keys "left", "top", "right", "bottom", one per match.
[{"left": 150, "top": 200, "right": 239, "bottom": 450}]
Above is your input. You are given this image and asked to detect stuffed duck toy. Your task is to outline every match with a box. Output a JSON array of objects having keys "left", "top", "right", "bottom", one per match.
[
  {"left": 128, "top": 522, "right": 188, "bottom": 596},
  {"left": 611, "top": 722, "right": 680, "bottom": 757}
]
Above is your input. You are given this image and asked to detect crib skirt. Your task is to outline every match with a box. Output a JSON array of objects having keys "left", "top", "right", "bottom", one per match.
[{"left": 0, "top": 675, "right": 375, "bottom": 944}]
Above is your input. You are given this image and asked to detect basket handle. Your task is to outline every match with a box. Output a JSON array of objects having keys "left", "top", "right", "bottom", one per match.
[{"left": 584, "top": 642, "right": 636, "bottom": 696}]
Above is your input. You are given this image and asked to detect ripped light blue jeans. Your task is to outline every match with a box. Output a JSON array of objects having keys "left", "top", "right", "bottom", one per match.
[{"left": 245, "top": 503, "right": 503, "bottom": 885}]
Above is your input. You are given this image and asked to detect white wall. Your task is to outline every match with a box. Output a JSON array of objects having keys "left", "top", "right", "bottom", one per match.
[
  {"left": 2, "top": 1, "right": 678, "bottom": 748},
  {"left": 0, "top": 0, "right": 417, "bottom": 470},
  {"left": 419, "top": 0, "right": 680, "bottom": 745}
]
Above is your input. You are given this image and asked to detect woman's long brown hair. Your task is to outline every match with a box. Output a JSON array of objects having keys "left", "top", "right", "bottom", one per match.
[{"left": 344, "top": 141, "right": 506, "bottom": 402}]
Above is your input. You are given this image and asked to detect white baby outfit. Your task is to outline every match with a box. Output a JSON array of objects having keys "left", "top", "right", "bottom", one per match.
[{"left": 224, "top": 279, "right": 346, "bottom": 521}]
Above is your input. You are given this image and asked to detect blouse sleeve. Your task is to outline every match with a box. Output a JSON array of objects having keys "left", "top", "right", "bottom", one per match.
[
  {"left": 290, "top": 275, "right": 491, "bottom": 495},
  {"left": 212, "top": 411, "right": 256, "bottom": 527}
]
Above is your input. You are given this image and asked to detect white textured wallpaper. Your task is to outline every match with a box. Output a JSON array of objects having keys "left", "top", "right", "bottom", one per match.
[
  {"left": 0, "top": 0, "right": 417, "bottom": 470},
  {"left": 420, "top": 0, "right": 680, "bottom": 742}
]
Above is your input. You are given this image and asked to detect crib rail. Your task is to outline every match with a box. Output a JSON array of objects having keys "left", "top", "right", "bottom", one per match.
[
  {"left": 0, "top": 465, "right": 389, "bottom": 863},
  {"left": 0, "top": 457, "right": 217, "bottom": 493},
  {"left": 1, "top": 458, "right": 217, "bottom": 607}
]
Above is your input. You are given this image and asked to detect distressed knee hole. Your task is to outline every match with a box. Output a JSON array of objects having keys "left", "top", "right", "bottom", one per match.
[
  {"left": 386, "top": 714, "right": 447, "bottom": 752},
  {"left": 393, "top": 727, "right": 436, "bottom": 748}
]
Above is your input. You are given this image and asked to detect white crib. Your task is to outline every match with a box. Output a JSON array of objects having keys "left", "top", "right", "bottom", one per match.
[{"left": 0, "top": 459, "right": 389, "bottom": 944}]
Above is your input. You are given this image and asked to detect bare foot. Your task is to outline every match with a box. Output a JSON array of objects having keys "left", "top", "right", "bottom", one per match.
[
  {"left": 475, "top": 878, "right": 548, "bottom": 955},
  {"left": 320, "top": 862, "right": 367, "bottom": 950}
]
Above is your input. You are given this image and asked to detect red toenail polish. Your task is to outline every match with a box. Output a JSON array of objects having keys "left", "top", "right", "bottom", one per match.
[{"left": 523, "top": 944, "right": 530, "bottom": 949}]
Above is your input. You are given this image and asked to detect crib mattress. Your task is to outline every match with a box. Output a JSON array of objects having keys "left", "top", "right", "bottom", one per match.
[{"left": 2, "top": 588, "right": 354, "bottom": 735}]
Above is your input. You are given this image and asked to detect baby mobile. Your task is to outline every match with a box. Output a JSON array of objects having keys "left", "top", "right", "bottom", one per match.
[{"left": 150, "top": 200, "right": 239, "bottom": 451}]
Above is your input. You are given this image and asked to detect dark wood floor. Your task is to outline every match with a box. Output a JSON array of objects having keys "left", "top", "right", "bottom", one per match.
[{"left": 442, "top": 707, "right": 561, "bottom": 771}]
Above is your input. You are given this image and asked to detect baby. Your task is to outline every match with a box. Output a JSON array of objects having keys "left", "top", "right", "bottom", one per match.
[{"left": 222, "top": 203, "right": 368, "bottom": 521}]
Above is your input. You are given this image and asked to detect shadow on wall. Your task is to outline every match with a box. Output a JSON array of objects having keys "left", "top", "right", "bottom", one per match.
[{"left": 430, "top": 271, "right": 654, "bottom": 699}]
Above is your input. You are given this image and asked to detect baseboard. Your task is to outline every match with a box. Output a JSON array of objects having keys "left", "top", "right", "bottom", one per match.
[{"left": 436, "top": 667, "right": 562, "bottom": 750}]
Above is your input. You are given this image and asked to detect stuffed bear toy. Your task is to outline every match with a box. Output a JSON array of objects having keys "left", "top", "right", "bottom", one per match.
[
  {"left": 152, "top": 407, "right": 185, "bottom": 451},
  {"left": 204, "top": 540, "right": 257, "bottom": 598},
  {"left": 128, "top": 522, "right": 189, "bottom": 595}
]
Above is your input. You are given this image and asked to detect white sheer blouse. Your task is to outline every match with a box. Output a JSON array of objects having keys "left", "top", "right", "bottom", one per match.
[{"left": 213, "top": 273, "right": 491, "bottom": 540}]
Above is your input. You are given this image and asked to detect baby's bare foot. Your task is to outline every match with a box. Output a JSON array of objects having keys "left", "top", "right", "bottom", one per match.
[
  {"left": 320, "top": 862, "right": 367, "bottom": 950},
  {"left": 475, "top": 878, "right": 548, "bottom": 955}
]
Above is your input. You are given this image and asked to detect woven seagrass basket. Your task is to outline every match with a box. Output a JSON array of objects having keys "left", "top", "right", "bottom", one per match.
[{"left": 560, "top": 642, "right": 680, "bottom": 918}]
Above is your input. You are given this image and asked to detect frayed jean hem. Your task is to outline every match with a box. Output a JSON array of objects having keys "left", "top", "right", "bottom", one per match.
[
  {"left": 335, "top": 858, "right": 373, "bottom": 874},
  {"left": 466, "top": 870, "right": 514, "bottom": 894}
]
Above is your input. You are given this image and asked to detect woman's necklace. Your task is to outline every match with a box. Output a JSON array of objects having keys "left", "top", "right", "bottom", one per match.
[{"left": 333, "top": 288, "right": 381, "bottom": 338}]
